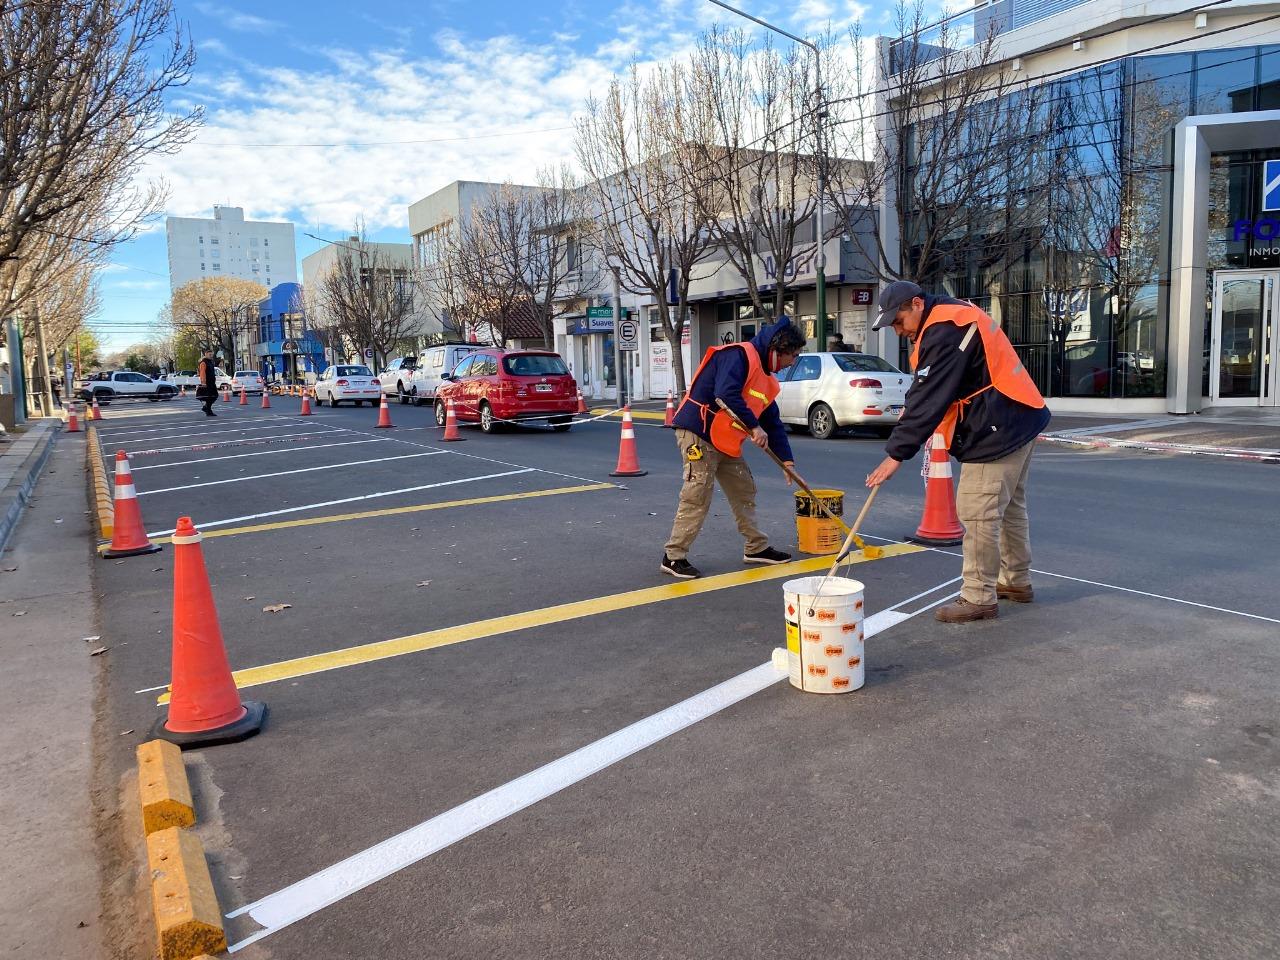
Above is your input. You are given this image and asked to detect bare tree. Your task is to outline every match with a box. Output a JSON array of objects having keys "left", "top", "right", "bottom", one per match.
[
  {"left": 314, "top": 229, "right": 420, "bottom": 370},
  {"left": 169, "top": 276, "right": 267, "bottom": 362},
  {"left": 576, "top": 63, "right": 718, "bottom": 394}
]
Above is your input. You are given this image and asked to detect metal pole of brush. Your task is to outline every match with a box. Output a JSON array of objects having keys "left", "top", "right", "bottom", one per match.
[{"left": 807, "top": 486, "right": 879, "bottom": 617}]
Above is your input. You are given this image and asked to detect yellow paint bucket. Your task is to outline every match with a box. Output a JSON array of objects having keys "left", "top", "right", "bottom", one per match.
[{"left": 794, "top": 488, "right": 844, "bottom": 555}]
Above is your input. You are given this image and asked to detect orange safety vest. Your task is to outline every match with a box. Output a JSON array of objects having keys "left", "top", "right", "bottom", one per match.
[
  {"left": 676, "top": 342, "right": 781, "bottom": 457},
  {"left": 909, "top": 303, "right": 1045, "bottom": 446}
]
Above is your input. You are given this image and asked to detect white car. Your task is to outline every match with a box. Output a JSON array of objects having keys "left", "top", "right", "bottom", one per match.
[
  {"left": 313, "top": 364, "right": 381, "bottom": 407},
  {"left": 79, "top": 371, "right": 178, "bottom": 403},
  {"left": 232, "top": 370, "right": 266, "bottom": 395},
  {"left": 378, "top": 356, "right": 419, "bottom": 404},
  {"left": 409, "top": 344, "right": 481, "bottom": 405},
  {"left": 215, "top": 367, "right": 234, "bottom": 390},
  {"left": 167, "top": 370, "right": 200, "bottom": 389},
  {"left": 776, "top": 352, "right": 911, "bottom": 439}
]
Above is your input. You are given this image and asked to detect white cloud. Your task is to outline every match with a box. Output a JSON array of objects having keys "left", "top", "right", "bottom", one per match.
[
  {"left": 193, "top": 2, "right": 282, "bottom": 34},
  {"left": 110, "top": 279, "right": 165, "bottom": 290}
]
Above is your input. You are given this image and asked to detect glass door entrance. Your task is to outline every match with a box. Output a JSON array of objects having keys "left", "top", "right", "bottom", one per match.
[{"left": 1211, "top": 271, "right": 1279, "bottom": 405}]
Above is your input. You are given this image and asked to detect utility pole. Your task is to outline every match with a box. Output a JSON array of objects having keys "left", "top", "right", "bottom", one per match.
[
  {"left": 705, "top": 0, "right": 829, "bottom": 348},
  {"left": 611, "top": 265, "right": 625, "bottom": 405}
]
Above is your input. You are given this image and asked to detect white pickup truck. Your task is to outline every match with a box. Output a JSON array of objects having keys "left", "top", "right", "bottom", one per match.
[{"left": 79, "top": 371, "right": 179, "bottom": 403}]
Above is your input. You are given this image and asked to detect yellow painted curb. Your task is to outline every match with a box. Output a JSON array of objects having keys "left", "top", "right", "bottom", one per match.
[
  {"left": 137, "top": 741, "right": 195, "bottom": 835},
  {"left": 86, "top": 425, "right": 113, "bottom": 539},
  {"left": 589, "top": 407, "right": 668, "bottom": 421},
  {"left": 146, "top": 827, "right": 226, "bottom": 960}
]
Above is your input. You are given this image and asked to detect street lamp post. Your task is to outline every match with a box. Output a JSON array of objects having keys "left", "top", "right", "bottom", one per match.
[{"left": 705, "top": 0, "right": 830, "bottom": 349}]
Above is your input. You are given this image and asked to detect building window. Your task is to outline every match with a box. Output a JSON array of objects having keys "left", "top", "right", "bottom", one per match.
[
  {"left": 263, "top": 238, "right": 269, "bottom": 247},
  {"left": 250, "top": 237, "right": 259, "bottom": 246},
  {"left": 211, "top": 237, "right": 219, "bottom": 244},
  {"left": 200, "top": 263, "right": 205, "bottom": 270},
  {"left": 213, "top": 263, "right": 221, "bottom": 271},
  {"left": 199, "top": 235, "right": 203, "bottom": 243}
]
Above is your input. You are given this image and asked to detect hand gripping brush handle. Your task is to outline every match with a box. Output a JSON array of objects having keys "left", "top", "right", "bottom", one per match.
[{"left": 806, "top": 486, "right": 880, "bottom": 617}]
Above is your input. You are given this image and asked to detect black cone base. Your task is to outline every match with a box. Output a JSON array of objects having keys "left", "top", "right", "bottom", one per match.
[{"left": 151, "top": 701, "right": 268, "bottom": 750}]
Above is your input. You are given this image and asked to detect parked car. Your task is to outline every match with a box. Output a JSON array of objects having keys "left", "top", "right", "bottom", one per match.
[
  {"left": 313, "top": 364, "right": 381, "bottom": 406},
  {"left": 409, "top": 344, "right": 481, "bottom": 405},
  {"left": 776, "top": 352, "right": 910, "bottom": 439},
  {"left": 434, "top": 350, "right": 578, "bottom": 433},
  {"left": 167, "top": 370, "right": 200, "bottom": 389},
  {"left": 378, "top": 356, "right": 419, "bottom": 404},
  {"left": 79, "top": 370, "right": 178, "bottom": 403},
  {"left": 215, "top": 367, "right": 234, "bottom": 390},
  {"left": 232, "top": 370, "right": 266, "bottom": 395}
]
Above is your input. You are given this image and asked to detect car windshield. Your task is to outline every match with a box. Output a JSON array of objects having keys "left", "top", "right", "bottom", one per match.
[
  {"left": 503, "top": 354, "right": 568, "bottom": 376},
  {"left": 832, "top": 354, "right": 900, "bottom": 374},
  {"left": 335, "top": 366, "right": 371, "bottom": 377}
]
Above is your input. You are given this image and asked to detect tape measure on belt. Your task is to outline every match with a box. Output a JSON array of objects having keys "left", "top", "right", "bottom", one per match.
[{"left": 686, "top": 442, "right": 704, "bottom": 462}]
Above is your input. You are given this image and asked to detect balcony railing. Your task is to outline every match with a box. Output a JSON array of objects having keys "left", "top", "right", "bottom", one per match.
[{"left": 889, "top": 0, "right": 1091, "bottom": 72}]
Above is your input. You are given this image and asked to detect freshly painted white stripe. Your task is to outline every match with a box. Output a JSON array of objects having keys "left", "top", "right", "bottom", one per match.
[
  {"left": 130, "top": 438, "right": 387, "bottom": 471},
  {"left": 370, "top": 429, "right": 615, "bottom": 486},
  {"left": 118, "top": 422, "right": 313, "bottom": 444},
  {"left": 137, "top": 451, "right": 446, "bottom": 496},
  {"left": 96, "top": 415, "right": 291, "bottom": 437},
  {"left": 1045, "top": 418, "right": 1183, "bottom": 437},
  {"left": 146, "top": 469, "right": 534, "bottom": 536},
  {"left": 224, "top": 599, "right": 937, "bottom": 951},
  {"left": 128, "top": 429, "right": 347, "bottom": 456}
]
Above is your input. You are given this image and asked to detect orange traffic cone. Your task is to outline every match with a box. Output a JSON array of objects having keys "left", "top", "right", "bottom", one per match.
[
  {"left": 375, "top": 393, "right": 393, "bottom": 428},
  {"left": 179, "top": 385, "right": 187, "bottom": 398},
  {"left": 239, "top": 385, "right": 248, "bottom": 405},
  {"left": 663, "top": 390, "right": 675, "bottom": 427},
  {"left": 299, "top": 391, "right": 312, "bottom": 416},
  {"left": 906, "top": 433, "right": 966, "bottom": 546},
  {"left": 610, "top": 404, "right": 647, "bottom": 477},
  {"left": 441, "top": 398, "right": 463, "bottom": 441},
  {"left": 221, "top": 384, "right": 230, "bottom": 402},
  {"left": 90, "top": 396, "right": 103, "bottom": 420},
  {"left": 66, "top": 403, "right": 81, "bottom": 433},
  {"left": 151, "top": 516, "right": 266, "bottom": 748},
  {"left": 576, "top": 390, "right": 588, "bottom": 415},
  {"left": 103, "top": 451, "right": 161, "bottom": 558},
  {"left": 260, "top": 390, "right": 271, "bottom": 409}
]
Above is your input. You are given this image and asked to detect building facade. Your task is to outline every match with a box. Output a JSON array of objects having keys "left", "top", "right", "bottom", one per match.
[
  {"left": 253, "top": 283, "right": 324, "bottom": 383},
  {"left": 885, "top": 0, "right": 1280, "bottom": 412},
  {"left": 165, "top": 205, "right": 298, "bottom": 292}
]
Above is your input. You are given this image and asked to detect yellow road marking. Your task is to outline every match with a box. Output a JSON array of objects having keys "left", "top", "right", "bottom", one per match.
[
  {"left": 590, "top": 407, "right": 667, "bottom": 421},
  {"left": 156, "top": 543, "right": 923, "bottom": 702}
]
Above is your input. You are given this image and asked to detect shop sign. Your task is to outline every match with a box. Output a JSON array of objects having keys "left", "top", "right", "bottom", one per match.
[
  {"left": 850, "top": 288, "right": 872, "bottom": 306},
  {"left": 1264, "top": 159, "right": 1280, "bottom": 211},
  {"left": 281, "top": 340, "right": 298, "bottom": 354},
  {"left": 570, "top": 315, "right": 618, "bottom": 335}
]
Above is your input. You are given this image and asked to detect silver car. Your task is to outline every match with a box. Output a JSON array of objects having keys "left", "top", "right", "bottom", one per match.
[{"left": 776, "top": 352, "right": 910, "bottom": 439}]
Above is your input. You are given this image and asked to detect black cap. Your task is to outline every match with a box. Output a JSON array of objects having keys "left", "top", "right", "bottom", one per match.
[{"left": 872, "top": 280, "right": 924, "bottom": 330}]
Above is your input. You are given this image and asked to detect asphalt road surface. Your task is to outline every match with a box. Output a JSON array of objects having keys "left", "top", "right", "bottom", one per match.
[{"left": 90, "top": 396, "right": 1280, "bottom": 959}]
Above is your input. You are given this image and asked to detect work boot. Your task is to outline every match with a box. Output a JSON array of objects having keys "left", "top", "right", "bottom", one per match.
[
  {"left": 661, "top": 555, "right": 702, "bottom": 580},
  {"left": 934, "top": 598, "right": 998, "bottom": 623},
  {"left": 744, "top": 546, "right": 791, "bottom": 565},
  {"left": 997, "top": 582, "right": 1034, "bottom": 603}
]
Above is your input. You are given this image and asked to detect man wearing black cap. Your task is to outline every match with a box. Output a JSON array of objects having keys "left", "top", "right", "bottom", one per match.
[{"left": 864, "top": 281, "right": 1051, "bottom": 622}]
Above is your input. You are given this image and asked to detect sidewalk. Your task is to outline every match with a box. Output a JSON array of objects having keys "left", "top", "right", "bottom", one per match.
[
  {"left": 0, "top": 432, "right": 110, "bottom": 958},
  {"left": 1042, "top": 409, "right": 1280, "bottom": 462}
]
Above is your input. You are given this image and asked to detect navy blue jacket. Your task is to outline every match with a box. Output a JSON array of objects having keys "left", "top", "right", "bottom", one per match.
[
  {"left": 672, "top": 319, "right": 794, "bottom": 462},
  {"left": 885, "top": 295, "right": 1051, "bottom": 464}
]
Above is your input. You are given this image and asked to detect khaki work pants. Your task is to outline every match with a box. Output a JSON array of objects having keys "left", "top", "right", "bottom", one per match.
[
  {"left": 665, "top": 428, "right": 769, "bottom": 560},
  {"left": 955, "top": 440, "right": 1036, "bottom": 606}
]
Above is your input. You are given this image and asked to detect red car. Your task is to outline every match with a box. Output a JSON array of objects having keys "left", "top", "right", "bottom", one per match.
[{"left": 434, "top": 349, "right": 579, "bottom": 433}]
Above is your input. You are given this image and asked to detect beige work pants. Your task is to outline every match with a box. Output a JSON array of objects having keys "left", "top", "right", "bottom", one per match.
[
  {"left": 665, "top": 428, "right": 769, "bottom": 560},
  {"left": 955, "top": 440, "right": 1036, "bottom": 605}
]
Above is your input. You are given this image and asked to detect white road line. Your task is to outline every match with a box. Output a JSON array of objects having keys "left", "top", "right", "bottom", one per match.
[
  {"left": 145, "top": 469, "right": 534, "bottom": 536},
  {"left": 1045, "top": 418, "right": 1184, "bottom": 437},
  {"left": 125, "top": 429, "right": 348, "bottom": 456},
  {"left": 136, "top": 451, "right": 447, "bottom": 496},
  {"left": 114, "top": 422, "right": 312, "bottom": 445},
  {"left": 223, "top": 595, "right": 943, "bottom": 951},
  {"left": 361, "top": 427, "right": 614, "bottom": 486},
  {"left": 130, "top": 439, "right": 388, "bottom": 471},
  {"left": 95, "top": 415, "right": 291, "bottom": 437}
]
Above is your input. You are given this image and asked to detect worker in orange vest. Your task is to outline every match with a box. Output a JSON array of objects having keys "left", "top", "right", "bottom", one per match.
[{"left": 865, "top": 281, "right": 1052, "bottom": 623}]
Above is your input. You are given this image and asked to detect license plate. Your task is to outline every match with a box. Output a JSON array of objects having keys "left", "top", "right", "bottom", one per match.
[
  {"left": 534, "top": 384, "right": 553, "bottom": 393},
  {"left": 888, "top": 405, "right": 904, "bottom": 414}
]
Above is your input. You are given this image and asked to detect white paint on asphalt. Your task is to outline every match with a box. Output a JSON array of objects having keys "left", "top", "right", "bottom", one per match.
[
  {"left": 136, "top": 451, "right": 448, "bottom": 496},
  {"left": 130, "top": 439, "right": 388, "bottom": 471},
  {"left": 146, "top": 469, "right": 535, "bottom": 536},
  {"left": 94, "top": 415, "right": 292, "bottom": 437},
  {"left": 126, "top": 428, "right": 348, "bottom": 456},
  {"left": 223, "top": 591, "right": 945, "bottom": 951},
  {"left": 1045, "top": 418, "right": 1184, "bottom": 437},
  {"left": 114, "top": 422, "right": 318, "bottom": 445}
]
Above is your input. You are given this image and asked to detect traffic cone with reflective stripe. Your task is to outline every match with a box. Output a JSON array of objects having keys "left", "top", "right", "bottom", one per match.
[
  {"left": 260, "top": 390, "right": 271, "bottom": 409},
  {"left": 663, "top": 390, "right": 675, "bottom": 427},
  {"left": 103, "top": 451, "right": 161, "bottom": 558},
  {"left": 151, "top": 516, "right": 266, "bottom": 748},
  {"left": 299, "top": 390, "right": 312, "bottom": 416},
  {"left": 441, "top": 398, "right": 463, "bottom": 441},
  {"left": 238, "top": 385, "right": 248, "bottom": 405},
  {"left": 375, "top": 393, "right": 394, "bottom": 428},
  {"left": 66, "top": 403, "right": 81, "bottom": 433},
  {"left": 906, "top": 433, "right": 965, "bottom": 546},
  {"left": 610, "top": 404, "right": 647, "bottom": 477},
  {"left": 576, "top": 390, "right": 587, "bottom": 415},
  {"left": 90, "top": 396, "right": 103, "bottom": 420},
  {"left": 222, "top": 384, "right": 231, "bottom": 402},
  {"left": 179, "top": 385, "right": 187, "bottom": 398}
]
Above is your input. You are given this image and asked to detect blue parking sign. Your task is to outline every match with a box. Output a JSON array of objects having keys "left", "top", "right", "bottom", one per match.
[{"left": 1264, "top": 159, "right": 1280, "bottom": 211}]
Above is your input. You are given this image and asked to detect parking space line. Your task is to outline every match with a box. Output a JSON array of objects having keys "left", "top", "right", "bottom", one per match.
[
  {"left": 134, "top": 483, "right": 614, "bottom": 548},
  {"left": 152, "top": 543, "right": 923, "bottom": 702},
  {"left": 113, "top": 422, "right": 314, "bottom": 445},
  {"left": 125, "top": 428, "right": 349, "bottom": 457},
  {"left": 130, "top": 439, "right": 388, "bottom": 471},
  {"left": 136, "top": 451, "right": 447, "bottom": 496},
  {"left": 95, "top": 415, "right": 291, "bottom": 437},
  {"left": 144, "top": 469, "right": 536, "bottom": 537},
  {"left": 223, "top": 588, "right": 944, "bottom": 951}
]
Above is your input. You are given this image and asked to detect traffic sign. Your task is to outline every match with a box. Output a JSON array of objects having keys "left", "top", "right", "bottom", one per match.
[
  {"left": 363, "top": 348, "right": 374, "bottom": 360},
  {"left": 618, "top": 318, "right": 640, "bottom": 352}
]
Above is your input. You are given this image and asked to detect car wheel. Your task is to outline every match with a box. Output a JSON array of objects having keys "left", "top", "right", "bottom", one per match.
[
  {"left": 434, "top": 400, "right": 447, "bottom": 427},
  {"left": 807, "top": 402, "right": 837, "bottom": 440},
  {"left": 398, "top": 383, "right": 410, "bottom": 405},
  {"left": 331, "top": 398, "right": 341, "bottom": 407},
  {"left": 148, "top": 396, "right": 160, "bottom": 402},
  {"left": 411, "top": 387, "right": 422, "bottom": 406},
  {"left": 479, "top": 401, "right": 497, "bottom": 434}
]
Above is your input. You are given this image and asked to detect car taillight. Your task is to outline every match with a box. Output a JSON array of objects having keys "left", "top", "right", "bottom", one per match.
[
  {"left": 336, "top": 379, "right": 348, "bottom": 386},
  {"left": 849, "top": 378, "right": 883, "bottom": 389}
]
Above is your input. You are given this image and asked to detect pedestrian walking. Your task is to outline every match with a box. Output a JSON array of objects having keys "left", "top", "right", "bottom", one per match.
[
  {"left": 662, "top": 318, "right": 807, "bottom": 580},
  {"left": 865, "top": 281, "right": 1051, "bottom": 622},
  {"left": 196, "top": 350, "right": 219, "bottom": 417},
  {"left": 827, "top": 332, "right": 849, "bottom": 352}
]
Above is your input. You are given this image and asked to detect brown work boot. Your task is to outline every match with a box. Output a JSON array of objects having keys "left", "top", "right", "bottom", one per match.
[
  {"left": 934, "top": 598, "right": 998, "bottom": 623},
  {"left": 997, "top": 582, "right": 1034, "bottom": 603}
]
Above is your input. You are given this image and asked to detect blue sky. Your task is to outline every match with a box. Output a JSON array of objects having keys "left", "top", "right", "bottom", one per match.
[{"left": 96, "top": 0, "right": 875, "bottom": 351}]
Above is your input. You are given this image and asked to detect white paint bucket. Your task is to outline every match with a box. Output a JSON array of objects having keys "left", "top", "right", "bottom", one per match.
[{"left": 782, "top": 576, "right": 866, "bottom": 694}]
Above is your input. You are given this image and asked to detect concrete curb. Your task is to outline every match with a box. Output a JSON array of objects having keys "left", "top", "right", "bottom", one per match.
[
  {"left": 86, "top": 425, "right": 113, "bottom": 539},
  {"left": 0, "top": 419, "right": 60, "bottom": 555},
  {"left": 136, "top": 740, "right": 226, "bottom": 960},
  {"left": 590, "top": 407, "right": 668, "bottom": 422}
]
